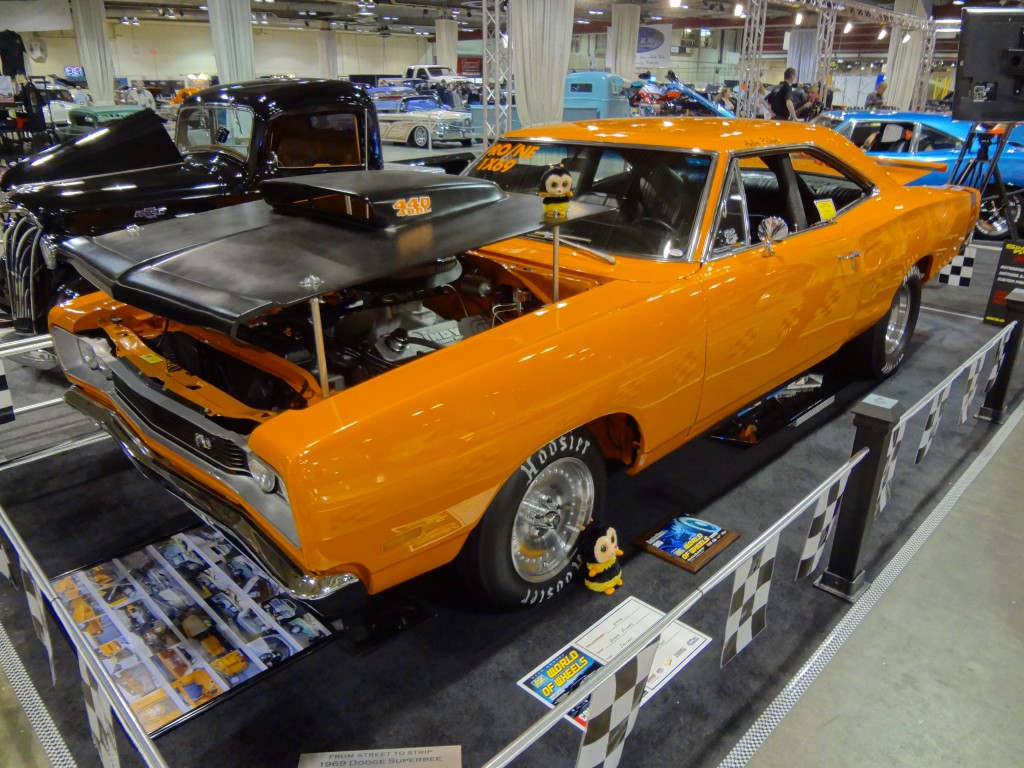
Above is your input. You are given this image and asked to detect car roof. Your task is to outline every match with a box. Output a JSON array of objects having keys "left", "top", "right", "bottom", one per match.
[
  {"left": 184, "top": 78, "right": 374, "bottom": 119},
  {"left": 502, "top": 117, "right": 846, "bottom": 153}
]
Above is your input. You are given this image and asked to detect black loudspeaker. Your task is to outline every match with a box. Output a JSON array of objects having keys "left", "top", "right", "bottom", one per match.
[{"left": 953, "top": 8, "right": 1024, "bottom": 123}]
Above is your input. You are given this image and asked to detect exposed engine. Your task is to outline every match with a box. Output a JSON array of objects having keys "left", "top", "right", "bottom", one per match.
[{"left": 145, "top": 254, "right": 537, "bottom": 413}]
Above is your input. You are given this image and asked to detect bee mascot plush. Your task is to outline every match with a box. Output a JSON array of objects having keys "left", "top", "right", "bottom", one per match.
[
  {"left": 539, "top": 165, "right": 573, "bottom": 218},
  {"left": 583, "top": 525, "right": 624, "bottom": 595}
]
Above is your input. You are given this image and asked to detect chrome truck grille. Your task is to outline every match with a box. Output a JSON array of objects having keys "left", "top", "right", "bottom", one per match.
[{"left": 0, "top": 208, "right": 47, "bottom": 333}]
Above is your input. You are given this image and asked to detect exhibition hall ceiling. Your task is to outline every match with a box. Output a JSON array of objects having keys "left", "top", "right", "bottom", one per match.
[{"left": 97, "top": 0, "right": 1021, "bottom": 37}]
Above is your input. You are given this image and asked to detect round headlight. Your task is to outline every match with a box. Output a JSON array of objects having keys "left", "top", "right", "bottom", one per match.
[{"left": 247, "top": 455, "right": 277, "bottom": 493}]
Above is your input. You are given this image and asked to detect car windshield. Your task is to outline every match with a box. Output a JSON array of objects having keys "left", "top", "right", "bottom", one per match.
[
  {"left": 467, "top": 141, "right": 714, "bottom": 261},
  {"left": 402, "top": 97, "right": 440, "bottom": 112},
  {"left": 427, "top": 66, "right": 455, "bottom": 77},
  {"left": 811, "top": 114, "right": 844, "bottom": 130},
  {"left": 176, "top": 105, "right": 255, "bottom": 161}
]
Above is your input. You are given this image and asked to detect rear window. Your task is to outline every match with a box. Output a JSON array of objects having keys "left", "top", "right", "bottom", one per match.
[{"left": 267, "top": 112, "right": 362, "bottom": 169}]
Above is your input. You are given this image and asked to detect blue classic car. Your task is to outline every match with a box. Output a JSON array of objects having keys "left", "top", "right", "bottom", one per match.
[{"left": 813, "top": 110, "right": 1023, "bottom": 237}]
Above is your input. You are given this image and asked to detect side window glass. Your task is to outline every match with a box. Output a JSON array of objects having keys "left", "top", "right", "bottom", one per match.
[
  {"left": 712, "top": 165, "right": 750, "bottom": 254},
  {"left": 917, "top": 126, "right": 961, "bottom": 153},
  {"left": 790, "top": 150, "right": 870, "bottom": 224}
]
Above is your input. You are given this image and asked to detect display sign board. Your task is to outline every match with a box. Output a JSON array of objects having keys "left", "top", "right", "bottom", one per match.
[
  {"left": 297, "top": 746, "right": 462, "bottom": 768},
  {"left": 51, "top": 526, "right": 331, "bottom": 735},
  {"left": 518, "top": 596, "right": 710, "bottom": 730},
  {"left": 984, "top": 241, "right": 1024, "bottom": 325},
  {"left": 636, "top": 25, "right": 673, "bottom": 69},
  {"left": 638, "top": 516, "right": 739, "bottom": 573}
]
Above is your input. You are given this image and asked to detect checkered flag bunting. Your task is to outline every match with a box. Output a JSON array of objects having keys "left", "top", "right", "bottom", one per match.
[
  {"left": 959, "top": 356, "right": 984, "bottom": 424},
  {"left": 985, "top": 333, "right": 1010, "bottom": 395},
  {"left": 20, "top": 562, "right": 56, "bottom": 685},
  {"left": 915, "top": 382, "right": 952, "bottom": 465},
  {"left": 80, "top": 653, "right": 120, "bottom": 768},
  {"left": 0, "top": 358, "right": 14, "bottom": 424},
  {"left": 795, "top": 472, "right": 850, "bottom": 581},
  {"left": 721, "top": 534, "right": 779, "bottom": 667},
  {"left": 576, "top": 637, "right": 659, "bottom": 768},
  {"left": 876, "top": 420, "right": 907, "bottom": 518},
  {"left": 938, "top": 251, "right": 974, "bottom": 287}
]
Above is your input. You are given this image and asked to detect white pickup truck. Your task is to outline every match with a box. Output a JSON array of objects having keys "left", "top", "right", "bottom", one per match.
[{"left": 405, "top": 65, "right": 469, "bottom": 86}]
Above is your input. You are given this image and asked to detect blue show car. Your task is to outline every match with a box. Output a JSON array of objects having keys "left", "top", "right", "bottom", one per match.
[{"left": 812, "top": 110, "right": 1024, "bottom": 237}]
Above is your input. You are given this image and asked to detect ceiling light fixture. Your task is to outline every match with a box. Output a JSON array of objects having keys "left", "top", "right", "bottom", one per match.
[
  {"left": 901, "top": 31, "right": 911, "bottom": 43},
  {"left": 131, "top": 16, "right": 140, "bottom": 25},
  {"left": 843, "top": 20, "right": 852, "bottom": 34},
  {"left": 877, "top": 27, "right": 887, "bottom": 40},
  {"left": 734, "top": 3, "right": 743, "bottom": 16},
  {"left": 120, "top": 16, "right": 129, "bottom": 24},
  {"left": 795, "top": 12, "right": 803, "bottom": 25}
]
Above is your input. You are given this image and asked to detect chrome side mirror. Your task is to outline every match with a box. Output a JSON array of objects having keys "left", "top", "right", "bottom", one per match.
[{"left": 757, "top": 216, "right": 790, "bottom": 256}]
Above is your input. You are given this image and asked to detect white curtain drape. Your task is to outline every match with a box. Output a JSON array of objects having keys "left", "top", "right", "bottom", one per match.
[
  {"left": 208, "top": 0, "right": 255, "bottom": 84},
  {"left": 509, "top": 0, "right": 574, "bottom": 127},
  {"left": 435, "top": 19, "right": 458, "bottom": 74},
  {"left": 318, "top": 31, "right": 338, "bottom": 80},
  {"left": 786, "top": 29, "right": 817, "bottom": 85},
  {"left": 70, "top": 0, "right": 114, "bottom": 104},
  {"left": 885, "top": 0, "right": 927, "bottom": 110},
  {"left": 606, "top": 4, "right": 641, "bottom": 79}
]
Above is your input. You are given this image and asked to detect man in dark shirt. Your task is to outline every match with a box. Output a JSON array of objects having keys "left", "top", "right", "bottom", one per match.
[
  {"left": 768, "top": 68, "right": 798, "bottom": 120},
  {"left": 0, "top": 30, "right": 27, "bottom": 77}
]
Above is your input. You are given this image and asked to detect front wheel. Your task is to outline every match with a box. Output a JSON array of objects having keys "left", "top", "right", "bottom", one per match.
[
  {"left": 459, "top": 428, "right": 606, "bottom": 609},
  {"left": 848, "top": 264, "right": 922, "bottom": 378},
  {"left": 408, "top": 126, "right": 430, "bottom": 148}
]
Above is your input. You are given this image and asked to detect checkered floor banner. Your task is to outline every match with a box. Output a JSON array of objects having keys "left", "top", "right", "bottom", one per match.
[
  {"left": 79, "top": 653, "right": 121, "bottom": 768},
  {"left": 795, "top": 471, "right": 850, "bottom": 581},
  {"left": 721, "top": 534, "right": 779, "bottom": 667},
  {"left": 985, "top": 333, "right": 1010, "bottom": 395},
  {"left": 21, "top": 562, "right": 56, "bottom": 686},
  {"left": 915, "top": 382, "right": 953, "bottom": 465},
  {"left": 575, "top": 637, "right": 659, "bottom": 768},
  {"left": 0, "top": 358, "right": 14, "bottom": 424},
  {"left": 960, "top": 356, "right": 984, "bottom": 424},
  {"left": 876, "top": 420, "right": 907, "bottom": 518},
  {"left": 938, "top": 251, "right": 974, "bottom": 287}
]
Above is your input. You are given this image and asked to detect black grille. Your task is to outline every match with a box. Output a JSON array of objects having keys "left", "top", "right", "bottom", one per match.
[{"left": 113, "top": 374, "right": 249, "bottom": 474}]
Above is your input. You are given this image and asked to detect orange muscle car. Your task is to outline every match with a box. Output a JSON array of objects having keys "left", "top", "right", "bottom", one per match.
[{"left": 49, "top": 119, "right": 979, "bottom": 610}]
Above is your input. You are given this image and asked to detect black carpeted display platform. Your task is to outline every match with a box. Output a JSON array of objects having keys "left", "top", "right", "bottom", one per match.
[{"left": 1, "top": 280, "right": 1021, "bottom": 767}]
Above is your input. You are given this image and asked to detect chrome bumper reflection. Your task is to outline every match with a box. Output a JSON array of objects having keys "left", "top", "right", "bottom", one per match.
[{"left": 64, "top": 386, "right": 360, "bottom": 601}]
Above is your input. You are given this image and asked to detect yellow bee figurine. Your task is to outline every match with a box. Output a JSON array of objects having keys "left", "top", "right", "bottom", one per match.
[
  {"left": 584, "top": 525, "right": 623, "bottom": 595},
  {"left": 539, "top": 165, "right": 573, "bottom": 218}
]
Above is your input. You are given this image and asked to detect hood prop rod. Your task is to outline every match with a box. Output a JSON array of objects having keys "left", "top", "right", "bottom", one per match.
[{"left": 309, "top": 298, "right": 330, "bottom": 398}]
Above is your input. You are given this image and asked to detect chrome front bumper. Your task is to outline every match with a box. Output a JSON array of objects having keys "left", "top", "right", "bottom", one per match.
[{"left": 65, "top": 386, "right": 361, "bottom": 601}]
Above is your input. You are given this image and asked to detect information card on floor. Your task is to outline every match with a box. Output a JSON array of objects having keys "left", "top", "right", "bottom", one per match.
[
  {"left": 518, "top": 596, "right": 711, "bottom": 729},
  {"left": 297, "top": 745, "right": 461, "bottom": 768}
]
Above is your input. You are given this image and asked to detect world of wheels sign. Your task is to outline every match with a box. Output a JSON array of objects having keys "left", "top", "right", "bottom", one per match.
[
  {"left": 518, "top": 596, "right": 710, "bottom": 729},
  {"left": 984, "top": 241, "right": 1024, "bottom": 325}
]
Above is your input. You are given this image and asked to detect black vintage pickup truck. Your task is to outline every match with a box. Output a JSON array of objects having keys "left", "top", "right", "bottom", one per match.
[{"left": 0, "top": 78, "right": 471, "bottom": 339}]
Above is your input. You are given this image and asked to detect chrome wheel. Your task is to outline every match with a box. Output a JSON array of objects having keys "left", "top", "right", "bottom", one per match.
[
  {"left": 883, "top": 281, "right": 912, "bottom": 356},
  {"left": 511, "top": 457, "right": 594, "bottom": 582},
  {"left": 976, "top": 196, "right": 1021, "bottom": 239},
  {"left": 411, "top": 126, "right": 429, "bottom": 148}
]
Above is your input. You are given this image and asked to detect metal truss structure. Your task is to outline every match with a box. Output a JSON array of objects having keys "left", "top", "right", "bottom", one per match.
[
  {"left": 737, "top": 0, "right": 936, "bottom": 116},
  {"left": 481, "top": 0, "right": 514, "bottom": 146},
  {"left": 737, "top": 0, "right": 768, "bottom": 117}
]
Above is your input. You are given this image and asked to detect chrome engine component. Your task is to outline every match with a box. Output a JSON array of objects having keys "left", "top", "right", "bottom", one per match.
[{"left": 0, "top": 207, "right": 46, "bottom": 331}]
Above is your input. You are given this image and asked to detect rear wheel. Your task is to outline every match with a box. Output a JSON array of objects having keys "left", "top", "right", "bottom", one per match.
[
  {"left": 408, "top": 126, "right": 430, "bottom": 148},
  {"left": 848, "top": 264, "right": 922, "bottom": 378},
  {"left": 461, "top": 139, "right": 473, "bottom": 147},
  {"left": 976, "top": 192, "right": 1022, "bottom": 239},
  {"left": 459, "top": 428, "right": 605, "bottom": 609}
]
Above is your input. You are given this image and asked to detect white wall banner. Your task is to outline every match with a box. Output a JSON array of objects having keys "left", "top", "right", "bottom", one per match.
[
  {"left": 1, "top": 0, "right": 73, "bottom": 32},
  {"left": 636, "top": 24, "right": 673, "bottom": 69}
]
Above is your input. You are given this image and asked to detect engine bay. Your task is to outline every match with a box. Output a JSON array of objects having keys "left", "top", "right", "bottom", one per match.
[{"left": 137, "top": 253, "right": 552, "bottom": 416}]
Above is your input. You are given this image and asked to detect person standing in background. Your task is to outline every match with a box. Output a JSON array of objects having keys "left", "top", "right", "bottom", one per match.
[
  {"left": 865, "top": 81, "right": 887, "bottom": 109},
  {"left": 768, "top": 68, "right": 798, "bottom": 120}
]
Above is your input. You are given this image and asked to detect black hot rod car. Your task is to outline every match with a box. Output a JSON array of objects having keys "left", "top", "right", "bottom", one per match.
[{"left": 0, "top": 78, "right": 469, "bottom": 340}]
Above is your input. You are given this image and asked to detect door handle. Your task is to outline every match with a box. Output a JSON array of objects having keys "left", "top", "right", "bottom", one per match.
[{"left": 838, "top": 251, "right": 861, "bottom": 260}]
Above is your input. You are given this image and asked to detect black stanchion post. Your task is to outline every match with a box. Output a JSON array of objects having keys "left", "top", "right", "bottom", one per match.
[
  {"left": 815, "top": 395, "right": 903, "bottom": 602},
  {"left": 978, "top": 288, "right": 1024, "bottom": 423}
]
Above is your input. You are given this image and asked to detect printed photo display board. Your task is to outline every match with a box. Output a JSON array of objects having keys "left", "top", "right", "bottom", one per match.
[{"left": 51, "top": 527, "right": 332, "bottom": 733}]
